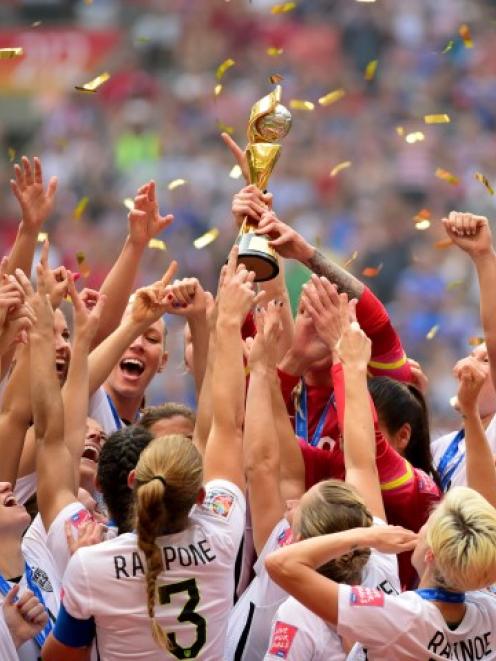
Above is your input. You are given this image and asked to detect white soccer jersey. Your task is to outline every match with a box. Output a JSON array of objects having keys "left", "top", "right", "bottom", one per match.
[
  {"left": 264, "top": 520, "right": 400, "bottom": 661},
  {"left": 88, "top": 386, "right": 124, "bottom": 435},
  {"left": 14, "top": 473, "right": 37, "bottom": 506},
  {"left": 337, "top": 587, "right": 496, "bottom": 660},
  {"left": 0, "top": 609, "right": 22, "bottom": 661},
  {"left": 432, "top": 413, "right": 496, "bottom": 489},
  {"left": 225, "top": 518, "right": 293, "bottom": 661},
  {"left": 58, "top": 479, "right": 245, "bottom": 660}
]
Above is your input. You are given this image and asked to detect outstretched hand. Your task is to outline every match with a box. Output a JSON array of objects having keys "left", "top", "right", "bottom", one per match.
[
  {"left": 10, "top": 156, "right": 57, "bottom": 232},
  {"left": 335, "top": 298, "right": 370, "bottom": 371},
  {"left": 217, "top": 246, "right": 263, "bottom": 324},
  {"left": 301, "top": 275, "right": 347, "bottom": 352},
  {"left": 221, "top": 132, "right": 250, "bottom": 184},
  {"left": 131, "top": 261, "right": 178, "bottom": 325},
  {"left": 67, "top": 276, "right": 106, "bottom": 347},
  {"left": 442, "top": 211, "right": 494, "bottom": 259},
  {"left": 454, "top": 356, "right": 487, "bottom": 416},
  {"left": 128, "top": 181, "right": 174, "bottom": 248},
  {"left": 245, "top": 299, "right": 283, "bottom": 369},
  {"left": 255, "top": 210, "right": 314, "bottom": 263}
]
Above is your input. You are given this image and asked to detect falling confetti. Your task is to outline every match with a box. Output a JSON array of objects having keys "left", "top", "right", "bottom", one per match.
[
  {"left": 434, "top": 238, "right": 454, "bottom": 249},
  {"left": 449, "top": 396, "right": 458, "bottom": 409},
  {"left": 267, "top": 47, "right": 284, "bottom": 56},
  {"left": 75, "top": 72, "right": 110, "bottom": 93},
  {"left": 216, "top": 58, "right": 235, "bottom": 81},
  {"left": 344, "top": 250, "right": 358, "bottom": 268},
  {"left": 0, "top": 48, "right": 23, "bottom": 59},
  {"left": 415, "top": 220, "right": 431, "bottom": 231},
  {"left": 475, "top": 172, "right": 495, "bottom": 196},
  {"left": 148, "top": 239, "right": 167, "bottom": 250},
  {"left": 426, "top": 324, "right": 439, "bottom": 340},
  {"left": 229, "top": 165, "right": 243, "bottom": 179},
  {"left": 270, "top": 74, "right": 284, "bottom": 84},
  {"left": 290, "top": 99, "right": 315, "bottom": 111},
  {"left": 330, "top": 161, "right": 352, "bottom": 177},
  {"left": 405, "top": 131, "right": 425, "bottom": 144},
  {"left": 135, "top": 36, "right": 151, "bottom": 44},
  {"left": 214, "top": 84, "right": 223, "bottom": 96},
  {"left": 468, "top": 336, "right": 484, "bottom": 346},
  {"left": 123, "top": 198, "right": 134, "bottom": 211},
  {"left": 218, "top": 122, "right": 234, "bottom": 134},
  {"left": 318, "top": 89, "right": 346, "bottom": 107},
  {"left": 364, "top": 59, "right": 378, "bottom": 81},
  {"left": 37, "top": 232, "right": 48, "bottom": 243},
  {"left": 73, "top": 196, "right": 89, "bottom": 220},
  {"left": 271, "top": 2, "right": 296, "bottom": 13},
  {"left": 446, "top": 279, "right": 464, "bottom": 290},
  {"left": 442, "top": 40, "right": 454, "bottom": 54},
  {"left": 435, "top": 168, "right": 459, "bottom": 186},
  {"left": 84, "top": 0, "right": 94, "bottom": 4},
  {"left": 424, "top": 114, "right": 451, "bottom": 124},
  {"left": 362, "top": 264, "right": 383, "bottom": 278},
  {"left": 414, "top": 209, "right": 431, "bottom": 222},
  {"left": 194, "top": 228, "right": 220, "bottom": 249},
  {"left": 76, "top": 251, "right": 91, "bottom": 278},
  {"left": 396, "top": 126, "right": 405, "bottom": 137},
  {"left": 168, "top": 179, "right": 187, "bottom": 191},
  {"left": 31, "top": 21, "right": 42, "bottom": 27},
  {"left": 459, "top": 24, "right": 473, "bottom": 48},
  {"left": 7, "top": 148, "right": 16, "bottom": 162}
]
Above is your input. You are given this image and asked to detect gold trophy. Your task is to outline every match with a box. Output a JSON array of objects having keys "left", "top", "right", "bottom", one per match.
[{"left": 236, "top": 85, "right": 292, "bottom": 281}]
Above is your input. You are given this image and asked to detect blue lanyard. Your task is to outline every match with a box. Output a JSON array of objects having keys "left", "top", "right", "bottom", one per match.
[
  {"left": 416, "top": 588, "right": 465, "bottom": 604},
  {"left": 106, "top": 393, "right": 123, "bottom": 430},
  {"left": 295, "top": 381, "right": 335, "bottom": 447},
  {"left": 437, "top": 429, "right": 465, "bottom": 491},
  {"left": 0, "top": 562, "right": 53, "bottom": 648}
]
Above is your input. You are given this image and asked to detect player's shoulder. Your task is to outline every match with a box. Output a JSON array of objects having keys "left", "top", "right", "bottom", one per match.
[
  {"left": 74, "top": 532, "right": 137, "bottom": 566},
  {"left": 278, "top": 596, "right": 328, "bottom": 634},
  {"left": 193, "top": 479, "right": 245, "bottom": 526}
]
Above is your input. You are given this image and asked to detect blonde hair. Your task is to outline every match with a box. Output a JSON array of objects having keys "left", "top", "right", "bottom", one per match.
[
  {"left": 298, "top": 480, "right": 373, "bottom": 583},
  {"left": 135, "top": 435, "right": 203, "bottom": 653},
  {"left": 427, "top": 486, "right": 496, "bottom": 592}
]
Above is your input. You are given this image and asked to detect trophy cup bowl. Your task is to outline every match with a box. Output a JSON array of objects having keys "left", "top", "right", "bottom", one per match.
[{"left": 236, "top": 87, "right": 292, "bottom": 282}]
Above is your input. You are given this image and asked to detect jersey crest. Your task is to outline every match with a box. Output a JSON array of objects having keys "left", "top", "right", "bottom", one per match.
[
  {"left": 31, "top": 567, "right": 53, "bottom": 593},
  {"left": 276, "top": 527, "right": 293, "bottom": 548},
  {"left": 201, "top": 488, "right": 235, "bottom": 520},
  {"left": 69, "top": 508, "right": 93, "bottom": 528},
  {"left": 268, "top": 621, "right": 298, "bottom": 658},
  {"left": 350, "top": 586, "right": 385, "bottom": 607}
]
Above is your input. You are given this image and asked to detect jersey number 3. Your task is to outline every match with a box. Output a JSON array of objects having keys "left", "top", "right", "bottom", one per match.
[{"left": 158, "top": 578, "right": 207, "bottom": 659}]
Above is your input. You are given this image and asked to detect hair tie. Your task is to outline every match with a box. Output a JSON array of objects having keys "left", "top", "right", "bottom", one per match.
[{"left": 150, "top": 476, "right": 167, "bottom": 488}]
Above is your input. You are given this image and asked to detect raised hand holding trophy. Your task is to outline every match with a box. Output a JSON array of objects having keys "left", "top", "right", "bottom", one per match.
[{"left": 235, "top": 85, "right": 292, "bottom": 281}]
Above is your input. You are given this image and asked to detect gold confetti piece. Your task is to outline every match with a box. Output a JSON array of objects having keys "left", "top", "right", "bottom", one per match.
[
  {"left": 218, "top": 122, "right": 234, "bottom": 134},
  {"left": 362, "top": 264, "right": 383, "bottom": 278},
  {"left": 318, "top": 89, "right": 346, "bottom": 107},
  {"left": 31, "top": 21, "right": 42, "bottom": 27},
  {"left": 270, "top": 74, "right": 284, "bottom": 84},
  {"left": 459, "top": 24, "right": 473, "bottom": 48},
  {"left": 168, "top": 178, "right": 186, "bottom": 191},
  {"left": 194, "top": 228, "right": 220, "bottom": 249},
  {"left": 216, "top": 58, "right": 235, "bottom": 81},
  {"left": 468, "top": 336, "right": 484, "bottom": 346},
  {"left": 447, "top": 279, "right": 464, "bottom": 290},
  {"left": 435, "top": 167, "right": 459, "bottom": 185},
  {"left": 75, "top": 71, "right": 110, "bottom": 93},
  {"left": 344, "top": 250, "right": 358, "bottom": 268},
  {"left": 8, "top": 147, "right": 15, "bottom": 162},
  {"left": 449, "top": 395, "right": 458, "bottom": 409},
  {"left": 396, "top": 126, "right": 405, "bottom": 137},
  {"left": 424, "top": 113, "right": 451, "bottom": 124},
  {"left": 73, "top": 196, "right": 89, "bottom": 220},
  {"left": 229, "top": 165, "right": 243, "bottom": 179},
  {"left": 75, "top": 251, "right": 91, "bottom": 278},
  {"left": 426, "top": 324, "right": 439, "bottom": 340},
  {"left": 271, "top": 2, "right": 296, "bottom": 13},
  {"left": 405, "top": 131, "right": 425, "bottom": 144},
  {"left": 330, "top": 161, "right": 352, "bottom": 177},
  {"left": 135, "top": 36, "right": 151, "bottom": 44},
  {"left": 148, "top": 239, "right": 167, "bottom": 250},
  {"left": 84, "top": 0, "right": 93, "bottom": 4},
  {"left": 475, "top": 172, "right": 495, "bottom": 196},
  {"left": 434, "top": 238, "right": 454, "bottom": 250},
  {"left": 214, "top": 84, "right": 223, "bottom": 96},
  {"left": 267, "top": 47, "right": 284, "bottom": 56},
  {"left": 0, "top": 48, "right": 23, "bottom": 59},
  {"left": 415, "top": 220, "right": 431, "bottom": 230},
  {"left": 37, "top": 232, "right": 48, "bottom": 243},
  {"left": 414, "top": 208, "right": 431, "bottom": 222},
  {"left": 442, "top": 40, "right": 454, "bottom": 54},
  {"left": 290, "top": 99, "right": 315, "bottom": 111},
  {"left": 364, "top": 59, "right": 378, "bottom": 81},
  {"left": 123, "top": 197, "right": 134, "bottom": 211}
]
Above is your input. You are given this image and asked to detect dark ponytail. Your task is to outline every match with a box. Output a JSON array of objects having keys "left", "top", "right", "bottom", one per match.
[{"left": 368, "top": 377, "right": 441, "bottom": 489}]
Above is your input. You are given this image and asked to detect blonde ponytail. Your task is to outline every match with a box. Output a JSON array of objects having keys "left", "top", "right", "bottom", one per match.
[{"left": 134, "top": 435, "right": 203, "bottom": 653}]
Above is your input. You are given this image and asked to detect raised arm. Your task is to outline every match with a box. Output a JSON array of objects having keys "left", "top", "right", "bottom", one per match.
[
  {"left": 244, "top": 302, "right": 287, "bottom": 553},
  {"left": 455, "top": 357, "right": 496, "bottom": 507},
  {"left": 90, "top": 181, "right": 173, "bottom": 347},
  {"left": 443, "top": 212, "right": 496, "bottom": 391},
  {"left": 7, "top": 156, "right": 57, "bottom": 277},
  {"left": 203, "top": 246, "right": 261, "bottom": 490}
]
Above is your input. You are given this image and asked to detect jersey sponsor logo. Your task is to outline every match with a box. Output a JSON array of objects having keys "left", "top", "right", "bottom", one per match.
[
  {"left": 428, "top": 630, "right": 492, "bottom": 659},
  {"left": 31, "top": 567, "right": 53, "bottom": 593},
  {"left": 416, "top": 469, "right": 439, "bottom": 496},
  {"left": 277, "top": 527, "right": 293, "bottom": 548},
  {"left": 69, "top": 508, "right": 92, "bottom": 528},
  {"left": 268, "top": 620, "right": 298, "bottom": 658},
  {"left": 350, "top": 586, "right": 385, "bottom": 607},
  {"left": 201, "top": 488, "right": 235, "bottom": 520}
]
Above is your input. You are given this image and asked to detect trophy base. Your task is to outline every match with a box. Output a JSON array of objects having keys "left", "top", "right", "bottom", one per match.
[{"left": 236, "top": 232, "right": 279, "bottom": 282}]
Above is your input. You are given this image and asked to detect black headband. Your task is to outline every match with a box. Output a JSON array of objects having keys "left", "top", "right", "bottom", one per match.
[{"left": 150, "top": 476, "right": 167, "bottom": 488}]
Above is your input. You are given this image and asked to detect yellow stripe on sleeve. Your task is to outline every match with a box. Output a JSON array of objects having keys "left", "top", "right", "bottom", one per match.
[
  {"left": 380, "top": 460, "right": 414, "bottom": 491},
  {"left": 368, "top": 353, "right": 408, "bottom": 371}
]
